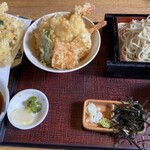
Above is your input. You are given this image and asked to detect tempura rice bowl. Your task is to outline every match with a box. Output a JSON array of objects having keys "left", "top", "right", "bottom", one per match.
[{"left": 23, "top": 12, "right": 101, "bottom": 73}]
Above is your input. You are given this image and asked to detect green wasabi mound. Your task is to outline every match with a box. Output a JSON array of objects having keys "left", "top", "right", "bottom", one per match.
[{"left": 99, "top": 117, "right": 111, "bottom": 128}]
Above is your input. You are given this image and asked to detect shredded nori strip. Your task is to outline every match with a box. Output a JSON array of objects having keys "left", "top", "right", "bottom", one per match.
[{"left": 111, "top": 97, "right": 150, "bottom": 150}]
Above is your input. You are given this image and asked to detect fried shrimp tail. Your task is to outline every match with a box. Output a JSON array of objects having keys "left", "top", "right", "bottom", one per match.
[
  {"left": 74, "top": 3, "right": 95, "bottom": 16},
  {"left": 0, "top": 2, "right": 8, "bottom": 14},
  {"left": 88, "top": 21, "right": 107, "bottom": 34}
]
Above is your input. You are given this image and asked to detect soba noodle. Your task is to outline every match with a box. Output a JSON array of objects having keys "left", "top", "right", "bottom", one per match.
[{"left": 119, "top": 16, "right": 150, "bottom": 62}]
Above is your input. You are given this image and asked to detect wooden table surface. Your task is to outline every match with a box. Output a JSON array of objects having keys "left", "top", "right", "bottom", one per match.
[{"left": 0, "top": 0, "right": 150, "bottom": 149}]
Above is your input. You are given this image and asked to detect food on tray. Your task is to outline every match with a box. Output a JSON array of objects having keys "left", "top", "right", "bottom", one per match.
[
  {"left": 119, "top": 16, "right": 150, "bottom": 62},
  {"left": 112, "top": 98, "right": 146, "bottom": 134},
  {"left": 0, "top": 2, "right": 25, "bottom": 66},
  {"left": 85, "top": 102, "right": 111, "bottom": 128},
  {"left": 9, "top": 96, "right": 42, "bottom": 126},
  {"left": 111, "top": 97, "right": 149, "bottom": 150},
  {"left": 10, "top": 108, "right": 34, "bottom": 125},
  {"left": 26, "top": 96, "right": 42, "bottom": 113},
  {"left": 99, "top": 117, "right": 111, "bottom": 128},
  {"left": 83, "top": 98, "right": 149, "bottom": 149},
  {"left": 86, "top": 102, "right": 103, "bottom": 123},
  {"left": 34, "top": 3, "right": 106, "bottom": 70}
]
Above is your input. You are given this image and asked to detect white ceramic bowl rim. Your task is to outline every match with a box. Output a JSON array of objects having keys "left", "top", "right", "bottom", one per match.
[
  {"left": 0, "top": 79, "right": 9, "bottom": 122},
  {"left": 23, "top": 12, "right": 101, "bottom": 73}
]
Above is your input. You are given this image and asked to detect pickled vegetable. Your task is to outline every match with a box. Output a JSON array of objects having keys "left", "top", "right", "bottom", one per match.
[{"left": 26, "top": 96, "right": 42, "bottom": 113}]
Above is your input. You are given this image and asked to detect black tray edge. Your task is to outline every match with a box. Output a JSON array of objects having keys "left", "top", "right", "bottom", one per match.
[{"left": 0, "top": 64, "right": 23, "bottom": 143}]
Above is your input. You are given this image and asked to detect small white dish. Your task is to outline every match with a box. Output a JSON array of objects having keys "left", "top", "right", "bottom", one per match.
[
  {"left": 23, "top": 12, "right": 101, "bottom": 73},
  {"left": 7, "top": 89, "right": 49, "bottom": 130}
]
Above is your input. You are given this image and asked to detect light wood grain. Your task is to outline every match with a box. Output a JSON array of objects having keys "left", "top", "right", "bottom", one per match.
[
  {"left": 0, "top": 0, "right": 150, "bottom": 149},
  {"left": 1, "top": 0, "right": 150, "bottom": 22}
]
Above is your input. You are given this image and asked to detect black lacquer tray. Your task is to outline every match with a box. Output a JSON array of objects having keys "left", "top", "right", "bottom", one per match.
[
  {"left": 105, "top": 14, "right": 150, "bottom": 79},
  {"left": 0, "top": 15, "right": 150, "bottom": 150}
]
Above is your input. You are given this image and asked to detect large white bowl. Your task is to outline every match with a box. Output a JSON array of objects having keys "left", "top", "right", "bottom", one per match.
[
  {"left": 7, "top": 89, "right": 49, "bottom": 130},
  {"left": 23, "top": 12, "right": 101, "bottom": 73},
  {"left": 0, "top": 79, "right": 9, "bottom": 122}
]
